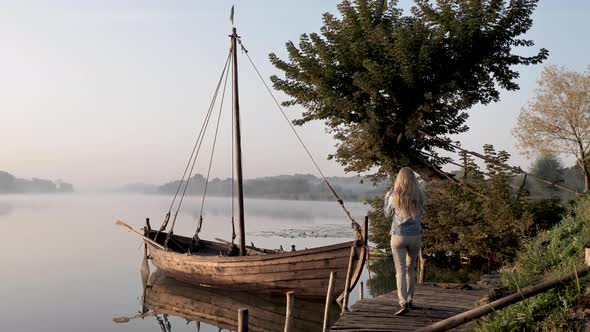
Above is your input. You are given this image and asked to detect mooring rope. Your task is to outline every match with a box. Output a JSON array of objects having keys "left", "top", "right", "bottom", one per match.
[{"left": 237, "top": 38, "right": 361, "bottom": 235}]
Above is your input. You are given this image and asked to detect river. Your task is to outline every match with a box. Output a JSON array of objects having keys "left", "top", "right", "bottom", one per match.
[{"left": 0, "top": 193, "right": 485, "bottom": 331}]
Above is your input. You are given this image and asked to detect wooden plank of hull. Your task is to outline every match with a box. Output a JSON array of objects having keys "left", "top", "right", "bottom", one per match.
[
  {"left": 145, "top": 273, "right": 339, "bottom": 332},
  {"left": 146, "top": 235, "right": 366, "bottom": 299}
]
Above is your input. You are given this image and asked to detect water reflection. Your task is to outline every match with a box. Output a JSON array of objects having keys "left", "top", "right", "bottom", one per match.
[
  {"left": 116, "top": 271, "right": 340, "bottom": 332},
  {"left": 366, "top": 255, "right": 489, "bottom": 298},
  {"left": 366, "top": 255, "right": 397, "bottom": 297}
]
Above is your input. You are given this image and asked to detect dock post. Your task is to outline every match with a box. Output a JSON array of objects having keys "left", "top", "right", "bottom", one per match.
[
  {"left": 342, "top": 246, "right": 356, "bottom": 314},
  {"left": 238, "top": 308, "right": 248, "bottom": 332},
  {"left": 284, "top": 291, "right": 294, "bottom": 332},
  {"left": 359, "top": 281, "right": 364, "bottom": 300},
  {"left": 323, "top": 271, "right": 336, "bottom": 332},
  {"left": 140, "top": 243, "right": 150, "bottom": 289},
  {"left": 418, "top": 249, "right": 426, "bottom": 284},
  {"left": 586, "top": 247, "right": 590, "bottom": 266}
]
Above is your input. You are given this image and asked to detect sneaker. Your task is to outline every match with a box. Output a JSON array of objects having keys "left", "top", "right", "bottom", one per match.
[
  {"left": 408, "top": 302, "right": 414, "bottom": 310},
  {"left": 394, "top": 305, "right": 409, "bottom": 316}
]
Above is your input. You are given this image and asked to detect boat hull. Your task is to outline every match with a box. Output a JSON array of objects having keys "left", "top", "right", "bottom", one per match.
[{"left": 145, "top": 222, "right": 367, "bottom": 299}]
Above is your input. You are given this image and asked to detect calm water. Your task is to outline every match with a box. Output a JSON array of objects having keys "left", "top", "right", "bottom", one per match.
[
  {"left": 0, "top": 194, "right": 486, "bottom": 331},
  {"left": 0, "top": 194, "right": 372, "bottom": 331}
]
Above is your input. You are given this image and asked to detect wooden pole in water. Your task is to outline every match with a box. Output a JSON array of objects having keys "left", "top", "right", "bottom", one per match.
[
  {"left": 585, "top": 247, "right": 590, "bottom": 266},
  {"left": 323, "top": 271, "right": 336, "bottom": 332},
  {"left": 359, "top": 281, "right": 364, "bottom": 300},
  {"left": 342, "top": 245, "right": 356, "bottom": 314},
  {"left": 284, "top": 291, "right": 294, "bottom": 332},
  {"left": 141, "top": 243, "right": 150, "bottom": 288},
  {"left": 418, "top": 249, "right": 426, "bottom": 284},
  {"left": 238, "top": 308, "right": 248, "bottom": 332},
  {"left": 230, "top": 26, "right": 246, "bottom": 256}
]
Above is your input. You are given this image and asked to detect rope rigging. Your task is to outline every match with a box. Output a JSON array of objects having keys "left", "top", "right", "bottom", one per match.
[
  {"left": 158, "top": 33, "right": 370, "bottom": 249},
  {"left": 194, "top": 53, "right": 232, "bottom": 244},
  {"left": 236, "top": 38, "right": 362, "bottom": 236},
  {"left": 157, "top": 50, "right": 232, "bottom": 247}
]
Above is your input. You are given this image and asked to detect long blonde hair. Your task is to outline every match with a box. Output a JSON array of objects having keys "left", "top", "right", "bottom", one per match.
[{"left": 389, "top": 167, "right": 424, "bottom": 219}]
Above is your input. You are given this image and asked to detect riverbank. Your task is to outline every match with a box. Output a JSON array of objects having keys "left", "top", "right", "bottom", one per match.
[{"left": 475, "top": 196, "right": 590, "bottom": 331}]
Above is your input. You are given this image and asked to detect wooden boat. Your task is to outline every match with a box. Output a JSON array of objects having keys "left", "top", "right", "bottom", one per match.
[
  {"left": 136, "top": 271, "right": 341, "bottom": 332},
  {"left": 143, "top": 225, "right": 367, "bottom": 299},
  {"left": 119, "top": 11, "right": 368, "bottom": 300}
]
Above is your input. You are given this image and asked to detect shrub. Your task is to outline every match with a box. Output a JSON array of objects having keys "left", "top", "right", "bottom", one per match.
[{"left": 475, "top": 195, "right": 590, "bottom": 331}]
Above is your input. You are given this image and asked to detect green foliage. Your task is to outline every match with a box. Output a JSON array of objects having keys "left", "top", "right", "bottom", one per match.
[
  {"left": 368, "top": 145, "right": 535, "bottom": 262},
  {"left": 525, "top": 154, "right": 569, "bottom": 199},
  {"left": 525, "top": 198, "right": 566, "bottom": 233},
  {"left": 367, "top": 195, "right": 391, "bottom": 251},
  {"left": 475, "top": 196, "right": 590, "bottom": 331},
  {"left": 368, "top": 145, "right": 570, "bottom": 263},
  {"left": 512, "top": 154, "right": 585, "bottom": 200},
  {"left": 421, "top": 146, "right": 533, "bottom": 263},
  {"left": 531, "top": 154, "right": 563, "bottom": 186},
  {"left": 270, "top": 0, "right": 547, "bottom": 180}
]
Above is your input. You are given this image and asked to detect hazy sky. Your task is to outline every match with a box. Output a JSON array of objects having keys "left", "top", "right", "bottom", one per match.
[{"left": 1, "top": 1, "right": 589, "bottom": 190}]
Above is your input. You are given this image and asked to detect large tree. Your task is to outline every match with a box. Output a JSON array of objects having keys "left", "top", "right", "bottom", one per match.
[
  {"left": 270, "top": 0, "right": 547, "bottom": 181},
  {"left": 514, "top": 65, "right": 590, "bottom": 192}
]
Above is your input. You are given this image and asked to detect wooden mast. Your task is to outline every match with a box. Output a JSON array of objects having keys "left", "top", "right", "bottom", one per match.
[{"left": 231, "top": 26, "right": 246, "bottom": 256}]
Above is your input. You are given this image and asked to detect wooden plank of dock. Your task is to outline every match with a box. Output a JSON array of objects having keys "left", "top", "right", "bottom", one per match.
[{"left": 330, "top": 283, "right": 488, "bottom": 332}]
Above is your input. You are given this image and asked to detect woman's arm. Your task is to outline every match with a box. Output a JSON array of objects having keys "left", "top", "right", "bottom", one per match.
[{"left": 383, "top": 189, "right": 393, "bottom": 217}]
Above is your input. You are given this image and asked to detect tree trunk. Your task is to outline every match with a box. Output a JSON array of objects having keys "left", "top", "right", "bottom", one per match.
[
  {"left": 576, "top": 159, "right": 590, "bottom": 193},
  {"left": 575, "top": 140, "right": 589, "bottom": 193},
  {"left": 409, "top": 159, "right": 457, "bottom": 183},
  {"left": 583, "top": 164, "right": 590, "bottom": 193}
]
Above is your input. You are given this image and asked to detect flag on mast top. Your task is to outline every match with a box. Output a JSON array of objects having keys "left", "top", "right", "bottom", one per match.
[{"left": 230, "top": 5, "right": 235, "bottom": 27}]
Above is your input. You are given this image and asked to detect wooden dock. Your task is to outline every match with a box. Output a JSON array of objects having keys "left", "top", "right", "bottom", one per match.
[{"left": 330, "top": 283, "right": 488, "bottom": 332}]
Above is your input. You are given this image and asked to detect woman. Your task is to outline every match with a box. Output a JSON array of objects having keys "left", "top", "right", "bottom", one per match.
[{"left": 384, "top": 167, "right": 425, "bottom": 316}]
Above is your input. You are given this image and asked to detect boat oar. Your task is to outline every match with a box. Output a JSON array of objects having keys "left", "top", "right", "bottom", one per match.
[
  {"left": 113, "top": 311, "right": 157, "bottom": 323},
  {"left": 115, "top": 220, "right": 166, "bottom": 250}
]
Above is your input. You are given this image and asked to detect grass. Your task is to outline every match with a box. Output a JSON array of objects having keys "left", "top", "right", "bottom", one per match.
[{"left": 474, "top": 195, "right": 590, "bottom": 331}]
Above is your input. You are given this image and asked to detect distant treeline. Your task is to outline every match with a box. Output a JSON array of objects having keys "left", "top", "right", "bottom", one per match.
[
  {"left": 0, "top": 171, "right": 74, "bottom": 194},
  {"left": 120, "top": 174, "right": 388, "bottom": 201}
]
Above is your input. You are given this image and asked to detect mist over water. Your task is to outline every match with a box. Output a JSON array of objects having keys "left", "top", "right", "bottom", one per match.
[
  {"left": 0, "top": 193, "right": 488, "bottom": 331},
  {"left": 0, "top": 193, "right": 370, "bottom": 332}
]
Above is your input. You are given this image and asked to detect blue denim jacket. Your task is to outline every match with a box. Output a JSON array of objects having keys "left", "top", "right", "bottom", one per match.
[{"left": 384, "top": 191, "right": 423, "bottom": 236}]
